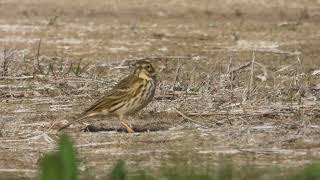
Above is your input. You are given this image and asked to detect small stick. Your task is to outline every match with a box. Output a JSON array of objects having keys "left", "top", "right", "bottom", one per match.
[
  {"left": 0, "top": 76, "right": 34, "bottom": 80},
  {"left": 76, "top": 142, "right": 117, "bottom": 148},
  {"left": 226, "top": 54, "right": 234, "bottom": 88},
  {"left": 226, "top": 54, "right": 233, "bottom": 74},
  {"left": 246, "top": 52, "right": 255, "bottom": 100},
  {"left": 172, "top": 59, "right": 182, "bottom": 99},
  {"left": 36, "top": 39, "right": 43, "bottom": 73},
  {"left": 175, "top": 109, "right": 210, "bottom": 128},
  {"left": 119, "top": 56, "right": 201, "bottom": 64},
  {"left": 228, "top": 48, "right": 300, "bottom": 56},
  {"left": 0, "top": 169, "right": 37, "bottom": 173},
  {"left": 2, "top": 49, "right": 11, "bottom": 76},
  {"left": 229, "top": 61, "right": 252, "bottom": 74}
]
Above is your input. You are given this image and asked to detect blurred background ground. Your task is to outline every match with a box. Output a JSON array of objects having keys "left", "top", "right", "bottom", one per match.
[{"left": 0, "top": 0, "right": 320, "bottom": 179}]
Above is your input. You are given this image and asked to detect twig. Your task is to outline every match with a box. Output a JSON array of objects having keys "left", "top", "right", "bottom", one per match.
[
  {"left": 35, "top": 39, "right": 43, "bottom": 73},
  {"left": 136, "top": 139, "right": 180, "bottom": 144},
  {"left": 160, "top": 56, "right": 198, "bottom": 60},
  {"left": 2, "top": 49, "right": 13, "bottom": 76},
  {"left": 238, "top": 149, "right": 274, "bottom": 155},
  {"left": 76, "top": 142, "right": 117, "bottom": 148},
  {"left": 0, "top": 169, "right": 37, "bottom": 173},
  {"left": 172, "top": 59, "right": 182, "bottom": 98},
  {"left": 0, "top": 76, "right": 34, "bottom": 80},
  {"left": 296, "top": 53, "right": 302, "bottom": 75},
  {"left": 228, "top": 48, "right": 301, "bottom": 56},
  {"left": 246, "top": 52, "right": 255, "bottom": 100},
  {"left": 226, "top": 54, "right": 235, "bottom": 87},
  {"left": 229, "top": 61, "right": 252, "bottom": 74},
  {"left": 187, "top": 112, "right": 237, "bottom": 116},
  {"left": 64, "top": 61, "right": 74, "bottom": 76},
  {"left": 175, "top": 109, "right": 210, "bottom": 128},
  {"left": 48, "top": 63, "right": 56, "bottom": 78},
  {"left": 0, "top": 84, "right": 28, "bottom": 89},
  {"left": 120, "top": 56, "right": 202, "bottom": 64},
  {"left": 22, "top": 52, "right": 30, "bottom": 74},
  {"left": 226, "top": 54, "right": 233, "bottom": 74},
  {"left": 0, "top": 146, "right": 43, "bottom": 150}
]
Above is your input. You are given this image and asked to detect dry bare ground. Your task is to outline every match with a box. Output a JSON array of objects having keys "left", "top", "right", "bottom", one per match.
[{"left": 0, "top": 0, "right": 320, "bottom": 178}]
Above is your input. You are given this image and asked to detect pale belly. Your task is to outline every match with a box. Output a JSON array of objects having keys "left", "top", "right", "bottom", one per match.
[{"left": 113, "top": 80, "right": 155, "bottom": 116}]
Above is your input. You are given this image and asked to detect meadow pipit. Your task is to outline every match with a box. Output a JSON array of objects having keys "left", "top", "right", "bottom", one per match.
[{"left": 59, "top": 60, "right": 157, "bottom": 133}]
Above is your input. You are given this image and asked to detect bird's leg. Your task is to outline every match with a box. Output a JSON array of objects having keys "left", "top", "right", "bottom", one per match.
[
  {"left": 119, "top": 115, "right": 135, "bottom": 133},
  {"left": 121, "top": 122, "right": 135, "bottom": 133}
]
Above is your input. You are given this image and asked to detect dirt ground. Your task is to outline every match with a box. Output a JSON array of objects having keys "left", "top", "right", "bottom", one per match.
[{"left": 0, "top": 0, "right": 320, "bottom": 178}]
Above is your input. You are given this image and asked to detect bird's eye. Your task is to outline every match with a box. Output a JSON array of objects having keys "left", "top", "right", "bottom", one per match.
[{"left": 146, "top": 65, "right": 151, "bottom": 69}]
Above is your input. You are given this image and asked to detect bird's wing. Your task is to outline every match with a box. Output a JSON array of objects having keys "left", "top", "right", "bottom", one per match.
[
  {"left": 80, "top": 75, "right": 141, "bottom": 116},
  {"left": 58, "top": 75, "right": 142, "bottom": 131}
]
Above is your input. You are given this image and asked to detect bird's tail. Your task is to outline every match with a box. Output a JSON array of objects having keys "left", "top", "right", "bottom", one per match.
[{"left": 58, "top": 115, "right": 88, "bottom": 131}]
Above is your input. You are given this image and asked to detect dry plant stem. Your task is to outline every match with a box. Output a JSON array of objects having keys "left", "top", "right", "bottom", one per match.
[
  {"left": 227, "top": 54, "right": 233, "bottom": 74},
  {"left": 48, "top": 63, "right": 56, "bottom": 78},
  {"left": 246, "top": 52, "right": 255, "bottom": 100},
  {"left": 296, "top": 54, "right": 302, "bottom": 75},
  {"left": 172, "top": 59, "right": 181, "bottom": 99},
  {"left": 0, "top": 76, "right": 33, "bottom": 80},
  {"left": 229, "top": 47, "right": 301, "bottom": 57},
  {"left": 229, "top": 61, "right": 252, "bottom": 74},
  {"left": 120, "top": 56, "right": 197, "bottom": 66},
  {"left": 187, "top": 112, "right": 245, "bottom": 116},
  {"left": 175, "top": 109, "right": 210, "bottom": 128},
  {"left": 227, "top": 54, "right": 234, "bottom": 90},
  {"left": 0, "top": 122, "right": 4, "bottom": 137},
  {"left": 76, "top": 142, "right": 117, "bottom": 148},
  {"left": 2, "top": 49, "right": 12, "bottom": 76},
  {"left": 189, "top": 65, "right": 197, "bottom": 85},
  {"left": 35, "top": 39, "right": 43, "bottom": 73},
  {"left": 158, "top": 56, "right": 194, "bottom": 60},
  {"left": 0, "top": 168, "right": 37, "bottom": 173}
]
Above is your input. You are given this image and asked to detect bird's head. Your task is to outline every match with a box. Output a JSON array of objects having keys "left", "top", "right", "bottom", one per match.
[{"left": 133, "top": 60, "right": 156, "bottom": 80}]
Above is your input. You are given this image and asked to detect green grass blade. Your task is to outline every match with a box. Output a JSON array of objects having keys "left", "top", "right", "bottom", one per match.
[
  {"left": 40, "top": 153, "right": 63, "bottom": 180},
  {"left": 109, "top": 160, "right": 126, "bottom": 180},
  {"left": 58, "top": 133, "right": 78, "bottom": 180}
]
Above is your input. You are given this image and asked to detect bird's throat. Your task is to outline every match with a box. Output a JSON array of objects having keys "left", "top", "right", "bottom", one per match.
[{"left": 138, "top": 72, "right": 152, "bottom": 80}]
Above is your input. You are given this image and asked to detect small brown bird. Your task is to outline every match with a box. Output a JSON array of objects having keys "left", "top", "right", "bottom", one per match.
[{"left": 59, "top": 60, "right": 157, "bottom": 133}]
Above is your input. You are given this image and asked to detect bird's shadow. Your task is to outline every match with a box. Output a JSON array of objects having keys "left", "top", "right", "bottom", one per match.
[{"left": 82, "top": 124, "right": 168, "bottom": 133}]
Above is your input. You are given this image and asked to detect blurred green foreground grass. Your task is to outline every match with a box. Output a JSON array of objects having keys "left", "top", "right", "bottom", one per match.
[{"left": 1, "top": 134, "right": 320, "bottom": 180}]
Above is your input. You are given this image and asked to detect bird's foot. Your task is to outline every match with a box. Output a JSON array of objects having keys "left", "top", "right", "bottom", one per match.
[{"left": 120, "top": 122, "right": 135, "bottom": 133}]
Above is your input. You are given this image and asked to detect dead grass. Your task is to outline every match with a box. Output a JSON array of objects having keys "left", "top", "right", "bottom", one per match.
[{"left": 0, "top": 0, "right": 320, "bottom": 178}]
